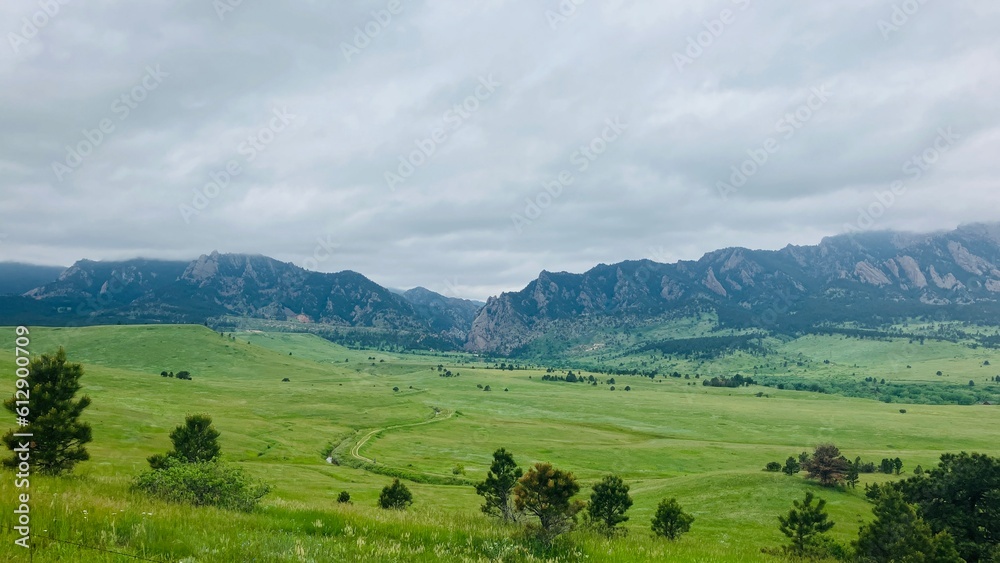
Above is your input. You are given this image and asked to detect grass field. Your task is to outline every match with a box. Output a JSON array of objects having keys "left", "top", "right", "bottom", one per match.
[{"left": 1, "top": 325, "right": 998, "bottom": 561}]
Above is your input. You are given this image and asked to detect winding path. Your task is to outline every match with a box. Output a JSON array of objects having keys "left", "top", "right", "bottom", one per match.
[{"left": 349, "top": 408, "right": 455, "bottom": 464}]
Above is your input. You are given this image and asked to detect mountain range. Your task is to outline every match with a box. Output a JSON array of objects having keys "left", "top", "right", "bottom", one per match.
[{"left": 3, "top": 223, "right": 1000, "bottom": 354}]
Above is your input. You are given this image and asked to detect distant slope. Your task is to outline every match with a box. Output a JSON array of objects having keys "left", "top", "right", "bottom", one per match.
[
  {"left": 0, "top": 262, "right": 66, "bottom": 295},
  {"left": 467, "top": 223, "right": 1000, "bottom": 354},
  {"left": 400, "top": 287, "right": 483, "bottom": 341},
  {"left": 4, "top": 252, "right": 476, "bottom": 346}
]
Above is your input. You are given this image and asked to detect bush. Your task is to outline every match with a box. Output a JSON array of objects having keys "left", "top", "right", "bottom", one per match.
[
  {"left": 651, "top": 498, "right": 694, "bottom": 540},
  {"left": 134, "top": 459, "right": 270, "bottom": 512},
  {"left": 176, "top": 371, "right": 192, "bottom": 380},
  {"left": 337, "top": 491, "right": 351, "bottom": 504},
  {"left": 378, "top": 478, "right": 413, "bottom": 510},
  {"left": 765, "top": 461, "right": 782, "bottom": 472}
]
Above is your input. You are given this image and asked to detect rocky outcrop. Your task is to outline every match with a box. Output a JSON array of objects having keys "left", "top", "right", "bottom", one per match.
[{"left": 466, "top": 223, "right": 1000, "bottom": 353}]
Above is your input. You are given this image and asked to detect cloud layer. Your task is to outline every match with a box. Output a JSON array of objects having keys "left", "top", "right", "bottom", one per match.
[{"left": 1, "top": 0, "right": 998, "bottom": 300}]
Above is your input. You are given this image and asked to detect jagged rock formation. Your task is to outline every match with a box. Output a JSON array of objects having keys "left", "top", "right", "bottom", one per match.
[{"left": 466, "top": 223, "right": 1000, "bottom": 354}]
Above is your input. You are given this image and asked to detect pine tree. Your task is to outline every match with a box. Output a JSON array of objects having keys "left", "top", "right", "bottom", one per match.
[
  {"left": 514, "top": 462, "right": 583, "bottom": 544},
  {"left": 804, "top": 444, "right": 850, "bottom": 487},
  {"left": 778, "top": 491, "right": 835, "bottom": 557},
  {"left": 651, "top": 498, "right": 694, "bottom": 540},
  {"left": 782, "top": 456, "right": 801, "bottom": 476},
  {"left": 378, "top": 479, "right": 412, "bottom": 510},
  {"left": 854, "top": 488, "right": 962, "bottom": 562},
  {"left": 474, "top": 448, "right": 523, "bottom": 522},
  {"left": 587, "top": 475, "right": 633, "bottom": 533},
  {"left": 148, "top": 414, "right": 221, "bottom": 469},
  {"left": 3, "top": 348, "right": 91, "bottom": 475}
]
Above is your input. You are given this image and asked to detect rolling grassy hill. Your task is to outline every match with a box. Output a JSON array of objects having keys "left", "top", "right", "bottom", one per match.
[{"left": 1, "top": 325, "right": 998, "bottom": 561}]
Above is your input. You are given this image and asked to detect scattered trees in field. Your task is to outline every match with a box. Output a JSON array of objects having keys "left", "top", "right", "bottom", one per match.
[
  {"left": 587, "top": 475, "right": 633, "bottom": 535},
  {"left": 514, "top": 462, "right": 584, "bottom": 544},
  {"left": 702, "top": 374, "right": 756, "bottom": 388},
  {"left": 475, "top": 448, "right": 523, "bottom": 523},
  {"left": 378, "top": 479, "right": 413, "bottom": 510},
  {"left": 651, "top": 498, "right": 694, "bottom": 540},
  {"left": 3, "top": 348, "right": 91, "bottom": 475}
]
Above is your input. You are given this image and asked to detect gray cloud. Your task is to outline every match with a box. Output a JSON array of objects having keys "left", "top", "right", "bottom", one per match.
[{"left": 1, "top": 0, "right": 998, "bottom": 300}]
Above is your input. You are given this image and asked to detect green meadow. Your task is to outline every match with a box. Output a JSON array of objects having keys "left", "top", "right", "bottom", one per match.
[{"left": 1, "top": 325, "right": 999, "bottom": 561}]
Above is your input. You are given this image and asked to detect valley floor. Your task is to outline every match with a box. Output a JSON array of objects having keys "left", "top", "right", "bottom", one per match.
[{"left": 1, "top": 325, "right": 998, "bottom": 561}]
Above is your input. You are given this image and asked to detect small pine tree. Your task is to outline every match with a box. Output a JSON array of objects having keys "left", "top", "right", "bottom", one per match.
[
  {"left": 782, "top": 456, "right": 801, "bottom": 476},
  {"left": 378, "top": 479, "right": 412, "bottom": 510},
  {"left": 778, "top": 492, "right": 835, "bottom": 557},
  {"left": 514, "top": 462, "right": 583, "bottom": 544},
  {"left": 587, "top": 475, "right": 633, "bottom": 534},
  {"left": 2, "top": 348, "right": 91, "bottom": 475},
  {"left": 475, "top": 448, "right": 523, "bottom": 522},
  {"left": 651, "top": 498, "right": 694, "bottom": 540},
  {"left": 148, "top": 414, "right": 221, "bottom": 469},
  {"left": 846, "top": 463, "right": 860, "bottom": 488},
  {"left": 337, "top": 491, "right": 351, "bottom": 504}
]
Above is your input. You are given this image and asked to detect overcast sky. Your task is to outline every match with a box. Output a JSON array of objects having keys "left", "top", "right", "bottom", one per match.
[{"left": 1, "top": 1, "right": 998, "bottom": 300}]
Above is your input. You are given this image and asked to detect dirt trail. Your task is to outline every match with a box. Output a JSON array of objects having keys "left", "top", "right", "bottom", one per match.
[{"left": 349, "top": 408, "right": 454, "bottom": 463}]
